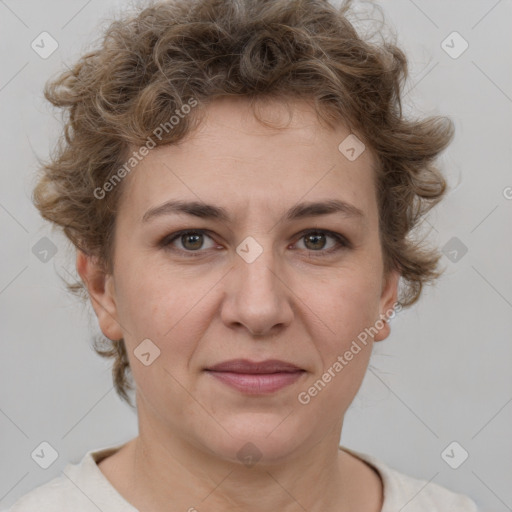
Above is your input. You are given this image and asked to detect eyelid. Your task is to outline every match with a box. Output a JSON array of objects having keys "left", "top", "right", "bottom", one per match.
[{"left": 160, "top": 228, "right": 351, "bottom": 257}]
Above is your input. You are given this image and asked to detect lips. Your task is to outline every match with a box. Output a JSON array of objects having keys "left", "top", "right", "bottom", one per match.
[
  {"left": 206, "top": 359, "right": 303, "bottom": 374},
  {"left": 205, "top": 359, "right": 305, "bottom": 394}
]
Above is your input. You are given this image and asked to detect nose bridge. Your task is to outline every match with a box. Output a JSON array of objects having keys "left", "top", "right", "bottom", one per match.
[
  {"left": 221, "top": 234, "right": 293, "bottom": 336},
  {"left": 235, "top": 234, "right": 281, "bottom": 299}
]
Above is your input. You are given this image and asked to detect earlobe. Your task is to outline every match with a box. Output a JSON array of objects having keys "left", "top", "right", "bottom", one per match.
[
  {"left": 76, "top": 250, "right": 123, "bottom": 341},
  {"left": 374, "top": 269, "right": 400, "bottom": 342}
]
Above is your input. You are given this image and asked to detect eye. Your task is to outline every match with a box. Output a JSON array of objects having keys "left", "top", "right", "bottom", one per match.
[
  {"left": 160, "top": 228, "right": 351, "bottom": 258},
  {"left": 161, "top": 230, "right": 217, "bottom": 256},
  {"left": 293, "top": 229, "right": 350, "bottom": 256}
]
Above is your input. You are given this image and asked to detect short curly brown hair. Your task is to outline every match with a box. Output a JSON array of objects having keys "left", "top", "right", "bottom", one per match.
[{"left": 33, "top": 0, "right": 454, "bottom": 407}]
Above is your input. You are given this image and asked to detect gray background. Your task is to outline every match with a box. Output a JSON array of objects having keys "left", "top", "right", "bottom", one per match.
[{"left": 1, "top": 1, "right": 511, "bottom": 510}]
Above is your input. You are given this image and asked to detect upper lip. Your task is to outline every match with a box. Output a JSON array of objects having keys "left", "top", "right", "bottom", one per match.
[{"left": 206, "top": 359, "right": 304, "bottom": 374}]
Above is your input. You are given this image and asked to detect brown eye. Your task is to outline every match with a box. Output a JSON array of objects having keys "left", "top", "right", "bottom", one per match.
[
  {"left": 162, "top": 230, "right": 216, "bottom": 254},
  {"left": 161, "top": 228, "right": 350, "bottom": 259},
  {"left": 303, "top": 232, "right": 327, "bottom": 250},
  {"left": 180, "top": 232, "right": 204, "bottom": 250},
  {"left": 294, "top": 229, "right": 351, "bottom": 257}
]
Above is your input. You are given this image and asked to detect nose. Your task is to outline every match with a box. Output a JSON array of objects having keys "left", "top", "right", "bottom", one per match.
[{"left": 220, "top": 241, "right": 294, "bottom": 338}]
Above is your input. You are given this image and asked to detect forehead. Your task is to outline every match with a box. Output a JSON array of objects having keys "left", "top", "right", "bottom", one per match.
[{"left": 117, "top": 97, "right": 378, "bottom": 226}]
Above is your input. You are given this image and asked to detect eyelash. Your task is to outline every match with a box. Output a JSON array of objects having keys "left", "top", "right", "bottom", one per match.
[{"left": 159, "top": 229, "right": 351, "bottom": 258}]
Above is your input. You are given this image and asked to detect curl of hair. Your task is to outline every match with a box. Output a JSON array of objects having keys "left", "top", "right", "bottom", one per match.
[{"left": 33, "top": 0, "right": 454, "bottom": 405}]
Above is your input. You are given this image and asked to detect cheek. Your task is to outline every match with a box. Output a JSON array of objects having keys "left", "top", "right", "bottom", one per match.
[
  {"left": 115, "top": 250, "right": 181, "bottom": 331},
  {"left": 309, "top": 270, "right": 382, "bottom": 348},
  {"left": 301, "top": 279, "right": 378, "bottom": 412},
  {"left": 114, "top": 265, "right": 214, "bottom": 365}
]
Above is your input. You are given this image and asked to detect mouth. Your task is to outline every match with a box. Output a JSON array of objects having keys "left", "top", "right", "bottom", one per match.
[{"left": 204, "top": 359, "right": 306, "bottom": 394}]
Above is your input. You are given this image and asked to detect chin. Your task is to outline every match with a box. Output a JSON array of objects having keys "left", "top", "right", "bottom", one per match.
[{"left": 197, "top": 412, "right": 309, "bottom": 466}]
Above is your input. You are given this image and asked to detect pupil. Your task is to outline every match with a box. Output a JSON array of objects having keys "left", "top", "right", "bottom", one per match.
[
  {"left": 306, "top": 233, "right": 325, "bottom": 250},
  {"left": 183, "top": 233, "right": 202, "bottom": 250}
]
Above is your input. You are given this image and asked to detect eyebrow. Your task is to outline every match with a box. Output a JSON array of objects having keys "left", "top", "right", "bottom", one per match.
[{"left": 142, "top": 199, "right": 365, "bottom": 224}]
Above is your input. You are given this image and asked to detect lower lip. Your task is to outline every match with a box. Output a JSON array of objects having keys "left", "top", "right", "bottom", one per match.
[{"left": 206, "top": 370, "right": 305, "bottom": 394}]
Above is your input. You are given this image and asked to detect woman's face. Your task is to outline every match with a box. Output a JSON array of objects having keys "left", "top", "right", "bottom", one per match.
[{"left": 79, "top": 97, "right": 399, "bottom": 463}]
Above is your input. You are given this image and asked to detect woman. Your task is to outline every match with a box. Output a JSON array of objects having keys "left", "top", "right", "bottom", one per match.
[{"left": 4, "top": 0, "right": 479, "bottom": 510}]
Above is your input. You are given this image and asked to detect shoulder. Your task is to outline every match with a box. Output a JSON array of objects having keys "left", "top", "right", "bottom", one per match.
[
  {"left": 2, "top": 474, "right": 96, "bottom": 512},
  {"left": 341, "top": 446, "right": 479, "bottom": 512},
  {"left": 2, "top": 443, "right": 132, "bottom": 512},
  {"left": 379, "top": 463, "right": 479, "bottom": 511}
]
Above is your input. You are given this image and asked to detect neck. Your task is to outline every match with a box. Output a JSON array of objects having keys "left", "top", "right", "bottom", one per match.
[{"left": 111, "top": 416, "right": 382, "bottom": 512}]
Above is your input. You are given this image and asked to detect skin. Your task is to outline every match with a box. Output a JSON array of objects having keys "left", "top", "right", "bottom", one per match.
[{"left": 77, "top": 96, "right": 400, "bottom": 512}]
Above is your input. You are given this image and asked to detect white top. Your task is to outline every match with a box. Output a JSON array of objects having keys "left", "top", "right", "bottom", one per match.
[{"left": 1, "top": 444, "right": 479, "bottom": 511}]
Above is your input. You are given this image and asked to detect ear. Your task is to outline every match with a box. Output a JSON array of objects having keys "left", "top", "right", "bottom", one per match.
[
  {"left": 373, "top": 269, "right": 400, "bottom": 342},
  {"left": 76, "top": 250, "right": 123, "bottom": 341}
]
